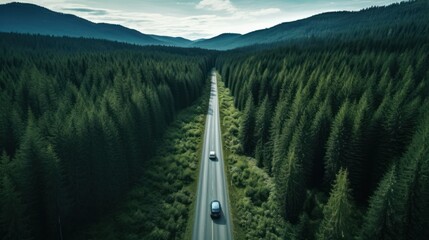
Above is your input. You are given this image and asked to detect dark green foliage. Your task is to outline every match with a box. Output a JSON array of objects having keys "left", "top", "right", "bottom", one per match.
[
  {"left": 324, "top": 101, "right": 352, "bottom": 189},
  {"left": 81, "top": 85, "right": 209, "bottom": 239},
  {"left": 254, "top": 95, "right": 272, "bottom": 170},
  {"left": 357, "top": 165, "right": 398, "bottom": 240},
  {"left": 239, "top": 94, "right": 256, "bottom": 155},
  {"left": 295, "top": 213, "right": 312, "bottom": 240},
  {"left": 0, "top": 175, "right": 31, "bottom": 240},
  {"left": 1, "top": 1, "right": 428, "bottom": 238},
  {"left": 216, "top": 13, "right": 429, "bottom": 238},
  {"left": 0, "top": 33, "right": 212, "bottom": 239},
  {"left": 0, "top": 152, "right": 31, "bottom": 240},
  {"left": 347, "top": 92, "right": 372, "bottom": 202},
  {"left": 359, "top": 113, "right": 429, "bottom": 240},
  {"left": 393, "top": 113, "right": 429, "bottom": 239},
  {"left": 218, "top": 79, "right": 286, "bottom": 239},
  {"left": 308, "top": 98, "right": 332, "bottom": 188},
  {"left": 278, "top": 148, "right": 306, "bottom": 223},
  {"left": 316, "top": 169, "right": 356, "bottom": 239}
]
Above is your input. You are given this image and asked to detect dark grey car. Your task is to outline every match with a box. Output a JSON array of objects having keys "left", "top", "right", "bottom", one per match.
[{"left": 210, "top": 200, "right": 221, "bottom": 218}]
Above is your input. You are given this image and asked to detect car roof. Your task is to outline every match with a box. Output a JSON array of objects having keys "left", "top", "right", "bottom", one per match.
[{"left": 211, "top": 200, "right": 220, "bottom": 210}]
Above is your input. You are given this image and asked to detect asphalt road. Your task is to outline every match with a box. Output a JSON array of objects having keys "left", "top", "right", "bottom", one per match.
[{"left": 192, "top": 70, "right": 233, "bottom": 240}]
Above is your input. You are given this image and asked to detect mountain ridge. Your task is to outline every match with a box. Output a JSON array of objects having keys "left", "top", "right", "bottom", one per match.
[
  {"left": 191, "top": 33, "right": 241, "bottom": 49},
  {"left": 0, "top": 2, "right": 178, "bottom": 46},
  {"left": 1, "top": 1, "right": 427, "bottom": 50},
  {"left": 211, "top": 0, "right": 428, "bottom": 50}
]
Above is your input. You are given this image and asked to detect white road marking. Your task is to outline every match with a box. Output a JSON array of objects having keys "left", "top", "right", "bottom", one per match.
[{"left": 212, "top": 221, "right": 214, "bottom": 240}]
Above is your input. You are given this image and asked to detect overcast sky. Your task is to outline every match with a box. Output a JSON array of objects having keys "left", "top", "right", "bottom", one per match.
[{"left": 1, "top": 0, "right": 402, "bottom": 39}]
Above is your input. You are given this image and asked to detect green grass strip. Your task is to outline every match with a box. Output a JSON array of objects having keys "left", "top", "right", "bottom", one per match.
[
  {"left": 217, "top": 73, "right": 287, "bottom": 240},
  {"left": 75, "top": 79, "right": 210, "bottom": 240}
]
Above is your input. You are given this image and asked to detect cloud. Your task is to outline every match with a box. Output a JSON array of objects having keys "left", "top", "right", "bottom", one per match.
[
  {"left": 62, "top": 3, "right": 283, "bottom": 40},
  {"left": 176, "top": 1, "right": 194, "bottom": 6},
  {"left": 196, "top": 0, "right": 236, "bottom": 13},
  {"left": 249, "top": 8, "right": 281, "bottom": 16},
  {"left": 0, "top": 0, "right": 403, "bottom": 41},
  {"left": 1, "top": 0, "right": 286, "bottom": 39},
  {"left": 62, "top": 7, "right": 108, "bottom": 16}
]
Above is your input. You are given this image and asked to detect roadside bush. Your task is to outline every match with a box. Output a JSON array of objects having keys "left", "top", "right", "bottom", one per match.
[
  {"left": 78, "top": 78, "right": 210, "bottom": 239},
  {"left": 218, "top": 77, "right": 286, "bottom": 239}
]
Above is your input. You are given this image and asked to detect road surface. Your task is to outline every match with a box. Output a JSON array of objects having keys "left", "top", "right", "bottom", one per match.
[{"left": 192, "top": 70, "right": 233, "bottom": 240}]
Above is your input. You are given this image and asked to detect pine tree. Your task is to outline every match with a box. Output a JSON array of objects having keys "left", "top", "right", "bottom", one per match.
[
  {"left": 317, "top": 169, "right": 356, "bottom": 240},
  {"left": 239, "top": 94, "right": 256, "bottom": 155},
  {"left": 272, "top": 86, "right": 307, "bottom": 182},
  {"left": 270, "top": 96, "right": 292, "bottom": 177},
  {"left": 277, "top": 147, "right": 306, "bottom": 223},
  {"left": 40, "top": 145, "right": 65, "bottom": 240},
  {"left": 295, "top": 213, "right": 312, "bottom": 240},
  {"left": 0, "top": 176, "right": 31, "bottom": 240},
  {"left": 393, "top": 113, "right": 429, "bottom": 239},
  {"left": 357, "top": 165, "right": 399, "bottom": 240},
  {"left": 309, "top": 97, "right": 332, "bottom": 188},
  {"left": 324, "top": 101, "right": 352, "bottom": 188},
  {"left": 254, "top": 95, "right": 272, "bottom": 169},
  {"left": 347, "top": 92, "right": 372, "bottom": 203}
]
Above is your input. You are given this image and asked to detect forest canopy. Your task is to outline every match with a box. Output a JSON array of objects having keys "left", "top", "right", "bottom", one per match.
[
  {"left": 0, "top": 33, "right": 213, "bottom": 239},
  {"left": 216, "top": 21, "right": 429, "bottom": 238}
]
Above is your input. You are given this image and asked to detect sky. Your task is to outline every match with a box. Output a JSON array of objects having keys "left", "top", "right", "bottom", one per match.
[{"left": 1, "top": 0, "right": 402, "bottom": 40}]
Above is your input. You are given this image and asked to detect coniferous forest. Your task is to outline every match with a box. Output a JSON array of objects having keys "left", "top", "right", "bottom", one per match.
[
  {"left": 1, "top": 0, "right": 429, "bottom": 239},
  {"left": 0, "top": 33, "right": 213, "bottom": 239},
  {"left": 216, "top": 6, "right": 429, "bottom": 238}
]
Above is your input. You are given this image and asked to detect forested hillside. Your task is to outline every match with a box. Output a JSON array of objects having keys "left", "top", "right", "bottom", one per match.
[
  {"left": 0, "top": 2, "right": 188, "bottom": 47},
  {"left": 197, "top": 0, "right": 429, "bottom": 50},
  {"left": 216, "top": 25, "right": 429, "bottom": 238},
  {"left": 0, "top": 33, "right": 212, "bottom": 240}
]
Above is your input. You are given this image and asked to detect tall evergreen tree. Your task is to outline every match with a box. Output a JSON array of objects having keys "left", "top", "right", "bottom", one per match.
[
  {"left": 277, "top": 148, "right": 306, "bottom": 224},
  {"left": 270, "top": 94, "right": 292, "bottom": 177},
  {"left": 324, "top": 101, "right": 352, "bottom": 188},
  {"left": 309, "top": 97, "right": 332, "bottom": 188},
  {"left": 393, "top": 112, "right": 429, "bottom": 239},
  {"left": 254, "top": 95, "right": 272, "bottom": 169},
  {"left": 0, "top": 175, "right": 31, "bottom": 240},
  {"left": 347, "top": 92, "right": 372, "bottom": 202},
  {"left": 358, "top": 165, "right": 399, "bottom": 240},
  {"left": 317, "top": 169, "right": 356, "bottom": 240},
  {"left": 239, "top": 94, "right": 256, "bottom": 155},
  {"left": 295, "top": 213, "right": 312, "bottom": 240}
]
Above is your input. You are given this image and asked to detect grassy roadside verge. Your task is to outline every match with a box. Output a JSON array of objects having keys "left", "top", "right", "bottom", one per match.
[
  {"left": 75, "top": 78, "right": 210, "bottom": 240},
  {"left": 183, "top": 73, "right": 211, "bottom": 239},
  {"left": 217, "top": 73, "right": 287, "bottom": 240}
]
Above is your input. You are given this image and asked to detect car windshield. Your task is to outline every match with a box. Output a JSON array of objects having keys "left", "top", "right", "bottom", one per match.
[{"left": 212, "top": 202, "right": 220, "bottom": 211}]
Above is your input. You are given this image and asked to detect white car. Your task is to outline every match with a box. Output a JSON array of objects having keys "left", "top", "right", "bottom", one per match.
[{"left": 209, "top": 151, "right": 216, "bottom": 160}]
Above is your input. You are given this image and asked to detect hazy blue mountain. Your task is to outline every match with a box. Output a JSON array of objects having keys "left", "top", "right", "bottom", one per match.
[
  {"left": 198, "top": 0, "right": 429, "bottom": 50},
  {"left": 0, "top": 2, "right": 176, "bottom": 46},
  {"left": 149, "top": 34, "right": 193, "bottom": 47},
  {"left": 191, "top": 33, "right": 241, "bottom": 50},
  {"left": 1, "top": 0, "right": 427, "bottom": 50}
]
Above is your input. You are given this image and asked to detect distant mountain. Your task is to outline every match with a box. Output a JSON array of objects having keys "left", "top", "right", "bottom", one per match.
[
  {"left": 199, "top": 0, "right": 429, "bottom": 50},
  {"left": 191, "top": 33, "right": 241, "bottom": 50},
  {"left": 1, "top": 1, "right": 427, "bottom": 50},
  {"left": 149, "top": 35, "right": 193, "bottom": 47},
  {"left": 0, "top": 2, "right": 190, "bottom": 47}
]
